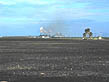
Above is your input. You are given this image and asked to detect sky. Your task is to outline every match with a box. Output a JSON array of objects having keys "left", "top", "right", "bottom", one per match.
[{"left": 0, "top": 0, "right": 109, "bottom": 37}]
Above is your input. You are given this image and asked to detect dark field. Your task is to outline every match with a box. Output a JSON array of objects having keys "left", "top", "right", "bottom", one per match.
[{"left": 0, "top": 38, "right": 109, "bottom": 82}]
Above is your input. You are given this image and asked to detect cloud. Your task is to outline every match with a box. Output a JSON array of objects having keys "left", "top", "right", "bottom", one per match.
[
  {"left": 0, "top": 0, "right": 109, "bottom": 23},
  {"left": 0, "top": 1, "right": 16, "bottom": 5},
  {"left": 0, "top": 0, "right": 51, "bottom": 6},
  {"left": 8, "top": 0, "right": 53, "bottom": 5},
  {"left": 16, "top": 0, "right": 49, "bottom": 5}
]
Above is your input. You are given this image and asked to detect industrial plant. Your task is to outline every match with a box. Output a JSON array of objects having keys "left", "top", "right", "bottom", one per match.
[
  {"left": 39, "top": 27, "right": 65, "bottom": 38},
  {"left": 0, "top": 26, "right": 104, "bottom": 40},
  {"left": 38, "top": 26, "right": 103, "bottom": 40}
]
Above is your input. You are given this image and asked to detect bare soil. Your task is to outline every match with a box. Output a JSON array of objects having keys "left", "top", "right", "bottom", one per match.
[{"left": 0, "top": 38, "right": 109, "bottom": 82}]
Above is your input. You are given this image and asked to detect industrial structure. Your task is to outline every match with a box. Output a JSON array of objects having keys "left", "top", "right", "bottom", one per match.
[
  {"left": 39, "top": 27, "right": 65, "bottom": 38},
  {"left": 52, "top": 32, "right": 65, "bottom": 38}
]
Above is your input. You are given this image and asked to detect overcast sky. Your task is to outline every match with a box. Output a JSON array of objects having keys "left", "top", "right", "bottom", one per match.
[{"left": 0, "top": 0, "right": 109, "bottom": 37}]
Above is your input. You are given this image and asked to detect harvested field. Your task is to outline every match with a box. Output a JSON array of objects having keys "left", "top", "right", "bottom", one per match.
[{"left": 0, "top": 38, "right": 109, "bottom": 82}]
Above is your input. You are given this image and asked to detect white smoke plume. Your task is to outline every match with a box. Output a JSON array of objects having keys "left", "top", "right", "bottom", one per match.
[{"left": 40, "top": 27, "right": 51, "bottom": 35}]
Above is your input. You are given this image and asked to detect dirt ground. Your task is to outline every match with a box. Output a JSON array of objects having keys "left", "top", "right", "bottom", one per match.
[{"left": 0, "top": 38, "right": 109, "bottom": 82}]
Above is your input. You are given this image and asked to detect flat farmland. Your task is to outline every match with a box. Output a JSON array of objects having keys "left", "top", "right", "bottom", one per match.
[{"left": 0, "top": 38, "right": 109, "bottom": 82}]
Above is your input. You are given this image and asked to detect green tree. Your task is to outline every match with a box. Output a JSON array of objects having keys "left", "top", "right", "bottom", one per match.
[
  {"left": 89, "top": 32, "right": 93, "bottom": 38},
  {"left": 85, "top": 28, "right": 90, "bottom": 33}
]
